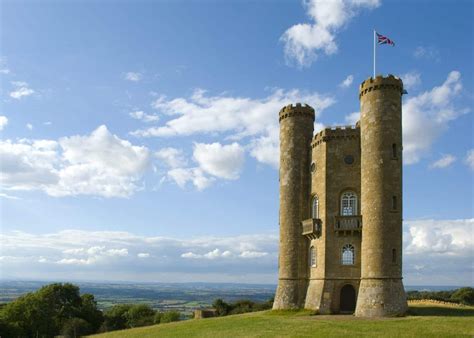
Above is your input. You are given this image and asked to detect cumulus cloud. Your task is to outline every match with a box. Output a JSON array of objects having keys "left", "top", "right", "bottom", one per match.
[
  {"left": 281, "top": 0, "right": 380, "bottom": 67},
  {"left": 429, "top": 154, "right": 456, "bottom": 169},
  {"left": 339, "top": 74, "right": 354, "bottom": 88},
  {"left": 167, "top": 167, "right": 214, "bottom": 191},
  {"left": 403, "top": 71, "right": 468, "bottom": 164},
  {"left": 193, "top": 142, "right": 245, "bottom": 180},
  {"left": 0, "top": 125, "right": 150, "bottom": 197},
  {"left": 155, "top": 147, "right": 187, "bottom": 168},
  {"left": 9, "top": 81, "right": 35, "bottom": 99},
  {"left": 464, "top": 149, "right": 474, "bottom": 170},
  {"left": 124, "top": 72, "right": 143, "bottom": 82},
  {"left": 131, "top": 88, "right": 334, "bottom": 172},
  {"left": 0, "top": 115, "right": 8, "bottom": 130},
  {"left": 401, "top": 71, "right": 421, "bottom": 90},
  {"left": 129, "top": 110, "right": 159, "bottom": 123},
  {"left": 26, "top": 123, "right": 33, "bottom": 131}
]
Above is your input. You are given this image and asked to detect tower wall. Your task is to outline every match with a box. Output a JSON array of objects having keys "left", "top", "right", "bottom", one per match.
[
  {"left": 273, "top": 103, "right": 314, "bottom": 309},
  {"left": 355, "top": 75, "right": 407, "bottom": 317}
]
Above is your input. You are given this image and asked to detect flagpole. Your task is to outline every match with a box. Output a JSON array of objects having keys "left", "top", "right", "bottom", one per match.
[{"left": 373, "top": 29, "right": 376, "bottom": 78}]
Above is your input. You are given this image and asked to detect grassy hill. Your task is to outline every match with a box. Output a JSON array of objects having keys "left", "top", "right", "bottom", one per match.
[{"left": 92, "top": 302, "right": 474, "bottom": 338}]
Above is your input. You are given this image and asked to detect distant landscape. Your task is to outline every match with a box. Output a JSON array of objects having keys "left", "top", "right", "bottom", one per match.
[{"left": 0, "top": 280, "right": 465, "bottom": 314}]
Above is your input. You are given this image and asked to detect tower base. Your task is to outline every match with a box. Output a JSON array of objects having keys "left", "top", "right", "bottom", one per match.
[
  {"left": 273, "top": 279, "right": 307, "bottom": 310},
  {"left": 355, "top": 278, "right": 407, "bottom": 317}
]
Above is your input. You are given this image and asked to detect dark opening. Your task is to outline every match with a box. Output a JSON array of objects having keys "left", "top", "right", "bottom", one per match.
[
  {"left": 392, "top": 248, "right": 397, "bottom": 263},
  {"left": 392, "top": 143, "right": 397, "bottom": 158},
  {"left": 340, "top": 284, "right": 356, "bottom": 313},
  {"left": 392, "top": 196, "right": 397, "bottom": 210}
]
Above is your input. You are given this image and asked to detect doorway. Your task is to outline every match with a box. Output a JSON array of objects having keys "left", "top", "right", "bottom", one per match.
[{"left": 340, "top": 284, "right": 356, "bottom": 313}]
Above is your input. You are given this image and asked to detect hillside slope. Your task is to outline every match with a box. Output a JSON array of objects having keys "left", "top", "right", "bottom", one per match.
[{"left": 92, "top": 304, "right": 474, "bottom": 338}]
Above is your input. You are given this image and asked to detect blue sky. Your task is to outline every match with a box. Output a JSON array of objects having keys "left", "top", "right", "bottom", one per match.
[{"left": 1, "top": 0, "right": 472, "bottom": 285}]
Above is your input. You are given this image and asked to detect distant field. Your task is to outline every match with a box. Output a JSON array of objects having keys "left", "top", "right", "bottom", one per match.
[{"left": 92, "top": 303, "right": 474, "bottom": 338}]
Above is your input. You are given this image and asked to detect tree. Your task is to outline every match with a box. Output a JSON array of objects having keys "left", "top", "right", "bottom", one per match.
[
  {"left": 61, "top": 318, "right": 92, "bottom": 338},
  {"left": 159, "top": 311, "right": 180, "bottom": 323},
  {"left": 125, "top": 304, "right": 156, "bottom": 328},
  {"left": 102, "top": 304, "right": 132, "bottom": 331},
  {"left": 212, "top": 299, "right": 231, "bottom": 316},
  {"left": 450, "top": 287, "right": 474, "bottom": 305}
]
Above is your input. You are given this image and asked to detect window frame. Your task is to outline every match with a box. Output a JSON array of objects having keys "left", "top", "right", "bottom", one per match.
[
  {"left": 340, "top": 191, "right": 358, "bottom": 216},
  {"left": 310, "top": 246, "right": 317, "bottom": 267},
  {"left": 311, "top": 195, "right": 319, "bottom": 219},
  {"left": 341, "top": 244, "right": 355, "bottom": 265}
]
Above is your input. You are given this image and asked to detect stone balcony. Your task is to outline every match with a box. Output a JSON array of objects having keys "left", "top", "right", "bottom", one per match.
[
  {"left": 334, "top": 215, "right": 362, "bottom": 234},
  {"left": 301, "top": 218, "right": 322, "bottom": 240}
]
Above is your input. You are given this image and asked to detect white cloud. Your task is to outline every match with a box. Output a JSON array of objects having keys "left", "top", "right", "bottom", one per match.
[
  {"left": 131, "top": 88, "right": 334, "bottom": 172},
  {"left": 155, "top": 147, "right": 187, "bottom": 168},
  {"left": 403, "top": 71, "right": 468, "bottom": 164},
  {"left": 429, "top": 154, "right": 456, "bottom": 169},
  {"left": 281, "top": 0, "right": 380, "bottom": 67},
  {"left": 339, "top": 74, "right": 354, "bottom": 88},
  {"left": 344, "top": 111, "right": 360, "bottom": 125},
  {"left": 2, "top": 220, "right": 472, "bottom": 284},
  {"left": 129, "top": 110, "right": 159, "bottom": 123},
  {"left": 124, "top": 72, "right": 143, "bottom": 82},
  {"left": 9, "top": 81, "right": 35, "bottom": 99},
  {"left": 0, "top": 192, "right": 21, "bottom": 200},
  {"left": 26, "top": 123, "right": 33, "bottom": 131},
  {"left": 167, "top": 167, "right": 214, "bottom": 190},
  {"left": 0, "top": 125, "right": 150, "bottom": 197},
  {"left": 193, "top": 142, "right": 245, "bottom": 180},
  {"left": 465, "top": 149, "right": 474, "bottom": 170},
  {"left": 0, "top": 116, "right": 8, "bottom": 130},
  {"left": 401, "top": 71, "right": 421, "bottom": 90},
  {"left": 0, "top": 68, "right": 10, "bottom": 74}
]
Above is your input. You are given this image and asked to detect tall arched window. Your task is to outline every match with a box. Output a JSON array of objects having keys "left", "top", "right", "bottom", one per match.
[
  {"left": 341, "top": 244, "right": 355, "bottom": 265},
  {"left": 341, "top": 191, "right": 357, "bottom": 216},
  {"left": 310, "top": 246, "right": 317, "bottom": 267},
  {"left": 311, "top": 196, "right": 319, "bottom": 219}
]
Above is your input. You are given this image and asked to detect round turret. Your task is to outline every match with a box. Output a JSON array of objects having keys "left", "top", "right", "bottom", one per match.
[
  {"left": 273, "top": 103, "right": 314, "bottom": 310},
  {"left": 355, "top": 75, "right": 407, "bottom": 317}
]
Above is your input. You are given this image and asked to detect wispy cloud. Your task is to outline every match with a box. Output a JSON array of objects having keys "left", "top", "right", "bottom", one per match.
[
  {"left": 429, "top": 154, "right": 456, "bottom": 169},
  {"left": 401, "top": 71, "right": 421, "bottom": 90},
  {"left": 9, "top": 81, "right": 35, "bottom": 99},
  {"left": 413, "top": 46, "right": 440, "bottom": 62},
  {"left": 465, "top": 149, "right": 474, "bottom": 170},
  {"left": 124, "top": 72, "right": 143, "bottom": 82},
  {"left": 129, "top": 110, "right": 159, "bottom": 123},
  {"left": 339, "top": 74, "right": 354, "bottom": 88},
  {"left": 0, "top": 116, "right": 8, "bottom": 130}
]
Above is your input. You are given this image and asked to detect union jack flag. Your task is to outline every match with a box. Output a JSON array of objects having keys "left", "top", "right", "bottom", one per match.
[{"left": 377, "top": 32, "right": 395, "bottom": 46}]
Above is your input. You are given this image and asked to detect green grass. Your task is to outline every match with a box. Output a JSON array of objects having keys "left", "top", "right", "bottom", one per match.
[{"left": 92, "top": 303, "right": 474, "bottom": 338}]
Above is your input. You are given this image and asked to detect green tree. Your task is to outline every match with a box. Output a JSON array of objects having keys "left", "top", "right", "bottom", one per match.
[
  {"left": 60, "top": 318, "right": 92, "bottom": 338},
  {"left": 125, "top": 304, "right": 156, "bottom": 328},
  {"left": 212, "top": 299, "right": 231, "bottom": 316},
  {"left": 451, "top": 287, "right": 474, "bottom": 305},
  {"left": 160, "top": 311, "right": 180, "bottom": 323},
  {"left": 102, "top": 304, "right": 133, "bottom": 331}
]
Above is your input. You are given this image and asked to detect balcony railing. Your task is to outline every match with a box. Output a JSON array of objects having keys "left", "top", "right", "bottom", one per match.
[
  {"left": 334, "top": 215, "right": 362, "bottom": 232},
  {"left": 301, "top": 218, "right": 322, "bottom": 240}
]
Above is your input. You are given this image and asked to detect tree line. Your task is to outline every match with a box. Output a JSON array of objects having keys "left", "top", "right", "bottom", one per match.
[
  {"left": 406, "top": 287, "right": 474, "bottom": 305},
  {"left": 0, "top": 283, "right": 180, "bottom": 338}
]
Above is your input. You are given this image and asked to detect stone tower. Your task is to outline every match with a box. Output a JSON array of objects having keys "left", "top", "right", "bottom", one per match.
[
  {"left": 355, "top": 75, "right": 408, "bottom": 316},
  {"left": 273, "top": 103, "right": 314, "bottom": 309}
]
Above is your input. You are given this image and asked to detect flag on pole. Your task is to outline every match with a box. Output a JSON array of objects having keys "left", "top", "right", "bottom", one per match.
[{"left": 376, "top": 32, "right": 395, "bottom": 46}]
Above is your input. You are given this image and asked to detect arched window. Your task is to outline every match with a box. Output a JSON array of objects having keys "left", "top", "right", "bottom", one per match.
[
  {"left": 310, "top": 246, "right": 317, "bottom": 267},
  {"left": 341, "top": 244, "right": 355, "bottom": 265},
  {"left": 341, "top": 192, "right": 357, "bottom": 216},
  {"left": 311, "top": 196, "right": 319, "bottom": 219}
]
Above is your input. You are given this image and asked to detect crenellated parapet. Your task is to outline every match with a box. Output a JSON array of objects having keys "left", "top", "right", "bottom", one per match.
[
  {"left": 279, "top": 103, "right": 315, "bottom": 123},
  {"left": 359, "top": 75, "right": 404, "bottom": 99},
  {"left": 312, "top": 125, "right": 360, "bottom": 148}
]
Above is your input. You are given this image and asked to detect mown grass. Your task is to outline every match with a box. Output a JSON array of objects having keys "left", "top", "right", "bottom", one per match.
[{"left": 91, "top": 303, "right": 474, "bottom": 338}]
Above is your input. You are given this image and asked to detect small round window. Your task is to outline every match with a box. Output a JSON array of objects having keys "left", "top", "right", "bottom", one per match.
[
  {"left": 344, "top": 155, "right": 354, "bottom": 165},
  {"left": 311, "top": 162, "right": 316, "bottom": 172}
]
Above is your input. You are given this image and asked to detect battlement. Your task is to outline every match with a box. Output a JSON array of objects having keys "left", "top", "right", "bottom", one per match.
[
  {"left": 279, "top": 103, "right": 315, "bottom": 123},
  {"left": 359, "top": 74, "right": 403, "bottom": 99},
  {"left": 312, "top": 125, "right": 360, "bottom": 147}
]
